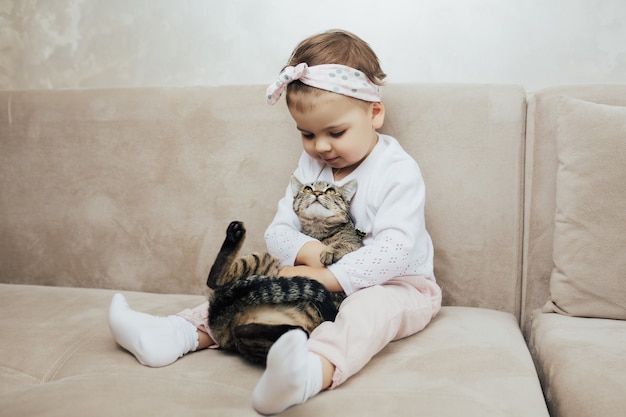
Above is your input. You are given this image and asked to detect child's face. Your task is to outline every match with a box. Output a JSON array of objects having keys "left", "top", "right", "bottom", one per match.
[{"left": 288, "top": 91, "right": 385, "bottom": 173}]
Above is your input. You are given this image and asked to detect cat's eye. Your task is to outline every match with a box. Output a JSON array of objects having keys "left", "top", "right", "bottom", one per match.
[
  {"left": 303, "top": 186, "right": 313, "bottom": 193},
  {"left": 325, "top": 188, "right": 336, "bottom": 195}
]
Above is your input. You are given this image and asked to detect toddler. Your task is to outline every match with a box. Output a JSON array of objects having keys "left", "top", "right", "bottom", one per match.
[{"left": 109, "top": 29, "right": 442, "bottom": 415}]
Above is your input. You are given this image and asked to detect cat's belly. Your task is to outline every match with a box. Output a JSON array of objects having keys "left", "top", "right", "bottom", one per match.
[{"left": 236, "top": 304, "right": 320, "bottom": 333}]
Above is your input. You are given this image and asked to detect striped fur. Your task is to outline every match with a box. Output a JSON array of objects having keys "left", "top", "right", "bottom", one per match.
[
  {"left": 291, "top": 176, "right": 364, "bottom": 265},
  {"left": 206, "top": 178, "right": 364, "bottom": 365}
]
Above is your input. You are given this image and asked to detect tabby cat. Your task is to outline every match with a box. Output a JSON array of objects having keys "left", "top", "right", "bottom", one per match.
[{"left": 206, "top": 176, "right": 364, "bottom": 364}]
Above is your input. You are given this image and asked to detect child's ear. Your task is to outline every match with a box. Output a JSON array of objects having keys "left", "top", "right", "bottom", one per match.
[{"left": 371, "top": 102, "right": 385, "bottom": 129}]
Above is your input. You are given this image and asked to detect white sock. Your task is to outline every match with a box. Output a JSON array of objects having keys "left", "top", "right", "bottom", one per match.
[
  {"left": 252, "top": 329, "right": 323, "bottom": 415},
  {"left": 108, "top": 293, "right": 199, "bottom": 367}
]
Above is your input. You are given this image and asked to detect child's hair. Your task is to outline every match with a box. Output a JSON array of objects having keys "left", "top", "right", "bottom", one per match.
[{"left": 285, "top": 29, "right": 386, "bottom": 108}]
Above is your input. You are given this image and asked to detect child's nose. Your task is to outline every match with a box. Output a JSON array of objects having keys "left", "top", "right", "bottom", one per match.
[{"left": 315, "top": 138, "right": 332, "bottom": 153}]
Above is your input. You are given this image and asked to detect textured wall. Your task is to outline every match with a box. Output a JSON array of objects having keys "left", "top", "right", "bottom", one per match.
[{"left": 1, "top": 0, "right": 626, "bottom": 91}]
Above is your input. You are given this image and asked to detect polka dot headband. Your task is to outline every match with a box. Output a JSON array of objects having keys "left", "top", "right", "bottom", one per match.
[{"left": 266, "top": 63, "right": 383, "bottom": 105}]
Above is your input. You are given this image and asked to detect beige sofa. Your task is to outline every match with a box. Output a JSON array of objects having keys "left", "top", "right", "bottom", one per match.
[{"left": 0, "top": 84, "right": 624, "bottom": 417}]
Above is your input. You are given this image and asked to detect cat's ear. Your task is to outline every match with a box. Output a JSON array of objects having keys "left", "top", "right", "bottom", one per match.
[
  {"left": 340, "top": 179, "right": 358, "bottom": 203},
  {"left": 290, "top": 175, "right": 304, "bottom": 196}
]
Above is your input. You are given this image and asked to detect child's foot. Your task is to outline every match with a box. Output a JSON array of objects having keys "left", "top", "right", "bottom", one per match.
[
  {"left": 108, "top": 293, "right": 199, "bottom": 367},
  {"left": 252, "top": 329, "right": 323, "bottom": 415}
]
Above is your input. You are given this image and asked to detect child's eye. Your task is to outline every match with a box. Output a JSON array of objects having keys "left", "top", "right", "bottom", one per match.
[
  {"left": 330, "top": 130, "right": 345, "bottom": 138},
  {"left": 301, "top": 132, "right": 314, "bottom": 139}
]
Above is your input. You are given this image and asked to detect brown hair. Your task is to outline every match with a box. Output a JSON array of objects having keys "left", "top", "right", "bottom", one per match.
[{"left": 284, "top": 29, "right": 386, "bottom": 109}]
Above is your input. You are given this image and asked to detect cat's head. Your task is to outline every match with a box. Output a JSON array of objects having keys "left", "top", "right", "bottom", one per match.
[{"left": 290, "top": 176, "right": 357, "bottom": 224}]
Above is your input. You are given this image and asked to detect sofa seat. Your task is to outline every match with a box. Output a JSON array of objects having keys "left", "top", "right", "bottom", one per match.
[
  {"left": 530, "top": 310, "right": 626, "bottom": 417},
  {"left": 0, "top": 283, "right": 548, "bottom": 417}
]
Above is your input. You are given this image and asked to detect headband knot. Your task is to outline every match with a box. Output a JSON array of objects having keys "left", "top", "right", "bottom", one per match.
[{"left": 266, "top": 63, "right": 382, "bottom": 105}]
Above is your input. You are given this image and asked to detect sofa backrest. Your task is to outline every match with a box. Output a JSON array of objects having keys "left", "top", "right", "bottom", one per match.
[
  {"left": 0, "top": 85, "right": 527, "bottom": 317},
  {"left": 381, "top": 85, "right": 527, "bottom": 317},
  {"left": 0, "top": 87, "right": 301, "bottom": 294},
  {"left": 522, "top": 85, "right": 626, "bottom": 335}
]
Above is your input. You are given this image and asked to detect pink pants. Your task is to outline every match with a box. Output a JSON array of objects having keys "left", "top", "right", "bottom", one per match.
[
  {"left": 308, "top": 275, "right": 441, "bottom": 388},
  {"left": 176, "top": 301, "right": 216, "bottom": 345},
  {"left": 178, "top": 275, "right": 442, "bottom": 388}
]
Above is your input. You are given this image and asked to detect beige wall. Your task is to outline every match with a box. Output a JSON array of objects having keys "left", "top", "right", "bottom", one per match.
[{"left": 2, "top": 0, "right": 626, "bottom": 91}]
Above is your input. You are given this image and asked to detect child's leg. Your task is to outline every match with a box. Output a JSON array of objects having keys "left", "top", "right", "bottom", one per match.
[
  {"left": 108, "top": 294, "right": 212, "bottom": 367},
  {"left": 252, "top": 329, "right": 323, "bottom": 416},
  {"left": 309, "top": 276, "right": 441, "bottom": 388},
  {"left": 176, "top": 303, "right": 217, "bottom": 346},
  {"left": 252, "top": 276, "right": 441, "bottom": 414}
]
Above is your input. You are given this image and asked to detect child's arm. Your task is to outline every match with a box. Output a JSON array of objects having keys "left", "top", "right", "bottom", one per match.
[
  {"left": 327, "top": 159, "right": 434, "bottom": 295},
  {"left": 264, "top": 155, "right": 324, "bottom": 267},
  {"left": 278, "top": 241, "right": 344, "bottom": 292},
  {"left": 279, "top": 264, "right": 343, "bottom": 292},
  {"left": 294, "top": 241, "right": 326, "bottom": 268},
  {"left": 264, "top": 184, "right": 316, "bottom": 266}
]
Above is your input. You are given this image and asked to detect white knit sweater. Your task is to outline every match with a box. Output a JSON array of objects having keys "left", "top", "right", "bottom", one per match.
[{"left": 265, "top": 134, "right": 435, "bottom": 295}]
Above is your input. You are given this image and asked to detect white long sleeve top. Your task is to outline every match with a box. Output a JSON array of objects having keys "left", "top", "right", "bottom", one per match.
[{"left": 264, "top": 134, "right": 435, "bottom": 295}]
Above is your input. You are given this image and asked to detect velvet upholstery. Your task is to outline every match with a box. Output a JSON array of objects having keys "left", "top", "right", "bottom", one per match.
[
  {"left": 2, "top": 83, "right": 624, "bottom": 416},
  {"left": 0, "top": 284, "right": 548, "bottom": 417},
  {"left": 530, "top": 311, "right": 626, "bottom": 417},
  {"left": 546, "top": 97, "right": 626, "bottom": 319},
  {"left": 522, "top": 85, "right": 626, "bottom": 334},
  {"left": 522, "top": 85, "right": 626, "bottom": 417},
  {"left": 0, "top": 85, "right": 526, "bottom": 315}
]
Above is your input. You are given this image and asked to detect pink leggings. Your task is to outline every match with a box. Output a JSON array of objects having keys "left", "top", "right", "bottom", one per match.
[{"left": 178, "top": 275, "right": 442, "bottom": 388}]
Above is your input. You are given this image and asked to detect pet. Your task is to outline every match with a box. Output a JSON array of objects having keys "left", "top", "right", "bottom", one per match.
[{"left": 206, "top": 176, "right": 364, "bottom": 364}]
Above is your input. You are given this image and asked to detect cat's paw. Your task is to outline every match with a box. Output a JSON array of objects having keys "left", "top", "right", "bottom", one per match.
[
  {"left": 226, "top": 221, "right": 246, "bottom": 246},
  {"left": 319, "top": 249, "right": 337, "bottom": 266}
]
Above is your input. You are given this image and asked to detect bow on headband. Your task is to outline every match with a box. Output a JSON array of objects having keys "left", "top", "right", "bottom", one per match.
[{"left": 266, "top": 63, "right": 382, "bottom": 105}]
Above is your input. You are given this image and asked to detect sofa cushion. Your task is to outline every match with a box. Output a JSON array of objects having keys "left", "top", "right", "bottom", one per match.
[
  {"left": 530, "top": 311, "right": 626, "bottom": 417},
  {"left": 544, "top": 97, "right": 626, "bottom": 319},
  {"left": 522, "top": 85, "right": 626, "bottom": 336},
  {"left": 0, "top": 283, "right": 548, "bottom": 417}
]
